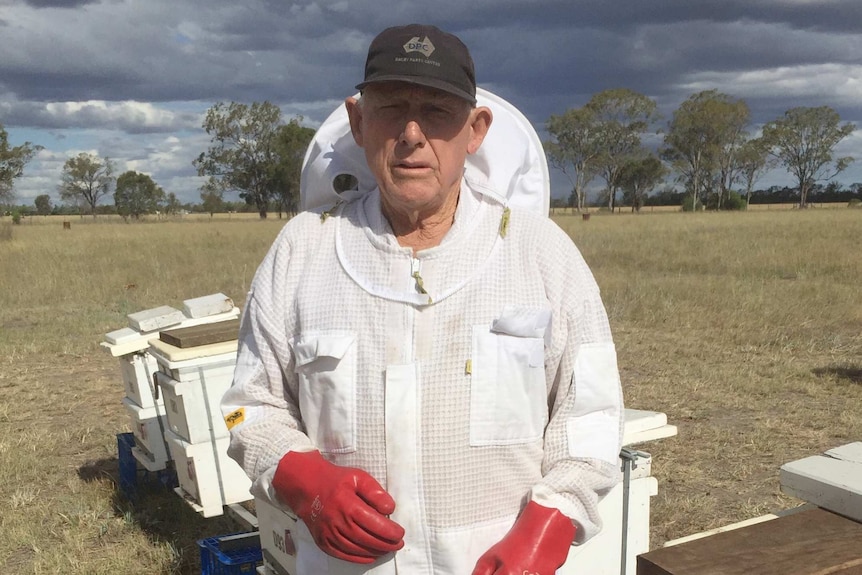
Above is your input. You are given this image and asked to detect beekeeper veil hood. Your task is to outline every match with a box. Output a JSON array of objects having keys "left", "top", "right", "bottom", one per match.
[{"left": 299, "top": 87, "right": 550, "bottom": 216}]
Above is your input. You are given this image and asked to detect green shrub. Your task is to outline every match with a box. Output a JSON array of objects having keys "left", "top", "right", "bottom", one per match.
[
  {"left": 723, "top": 191, "right": 748, "bottom": 211},
  {"left": 11, "top": 210, "right": 21, "bottom": 224},
  {"left": 682, "top": 195, "right": 704, "bottom": 212}
]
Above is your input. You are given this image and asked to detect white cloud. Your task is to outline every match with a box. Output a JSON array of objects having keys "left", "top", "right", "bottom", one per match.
[
  {"left": 2, "top": 98, "right": 202, "bottom": 133},
  {"left": 679, "top": 63, "right": 862, "bottom": 111}
]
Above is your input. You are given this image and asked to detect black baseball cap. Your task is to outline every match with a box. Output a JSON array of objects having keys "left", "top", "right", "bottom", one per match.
[{"left": 356, "top": 24, "right": 477, "bottom": 105}]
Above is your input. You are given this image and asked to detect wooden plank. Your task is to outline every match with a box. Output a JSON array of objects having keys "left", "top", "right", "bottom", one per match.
[
  {"left": 159, "top": 318, "right": 240, "bottom": 349},
  {"left": 637, "top": 508, "right": 862, "bottom": 575},
  {"left": 780, "top": 455, "right": 862, "bottom": 523},
  {"left": 127, "top": 305, "right": 185, "bottom": 332},
  {"left": 183, "top": 293, "right": 234, "bottom": 319}
]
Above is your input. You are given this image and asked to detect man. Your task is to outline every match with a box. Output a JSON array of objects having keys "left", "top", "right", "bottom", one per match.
[{"left": 222, "top": 23, "right": 623, "bottom": 574}]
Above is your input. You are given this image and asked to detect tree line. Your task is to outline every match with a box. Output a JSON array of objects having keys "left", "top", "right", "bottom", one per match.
[
  {"left": 0, "top": 101, "right": 314, "bottom": 221},
  {"left": 546, "top": 88, "right": 855, "bottom": 212},
  {"left": 1, "top": 90, "right": 857, "bottom": 219}
]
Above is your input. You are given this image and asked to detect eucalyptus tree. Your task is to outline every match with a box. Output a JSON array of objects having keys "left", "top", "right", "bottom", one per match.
[
  {"left": 199, "top": 179, "right": 224, "bottom": 217},
  {"left": 736, "top": 137, "right": 776, "bottom": 206},
  {"left": 545, "top": 107, "right": 602, "bottom": 212},
  {"left": 586, "top": 89, "right": 659, "bottom": 212},
  {"left": 761, "top": 106, "right": 854, "bottom": 208},
  {"left": 58, "top": 152, "right": 115, "bottom": 218},
  {"left": 114, "top": 171, "right": 165, "bottom": 220},
  {"left": 194, "top": 101, "right": 283, "bottom": 219},
  {"left": 662, "top": 90, "right": 750, "bottom": 212},
  {"left": 0, "top": 123, "right": 41, "bottom": 206},
  {"left": 712, "top": 97, "right": 750, "bottom": 209},
  {"left": 34, "top": 194, "right": 52, "bottom": 216},
  {"left": 618, "top": 155, "right": 667, "bottom": 212},
  {"left": 271, "top": 118, "right": 316, "bottom": 218}
]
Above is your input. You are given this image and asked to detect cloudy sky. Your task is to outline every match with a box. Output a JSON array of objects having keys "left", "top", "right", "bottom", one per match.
[{"left": 3, "top": 0, "right": 862, "bottom": 205}]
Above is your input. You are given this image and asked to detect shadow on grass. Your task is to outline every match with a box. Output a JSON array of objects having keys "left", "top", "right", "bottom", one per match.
[
  {"left": 812, "top": 364, "right": 862, "bottom": 385},
  {"left": 77, "top": 455, "right": 239, "bottom": 575}
]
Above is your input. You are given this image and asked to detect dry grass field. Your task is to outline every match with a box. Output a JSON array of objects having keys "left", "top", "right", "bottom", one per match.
[{"left": 1, "top": 207, "right": 861, "bottom": 573}]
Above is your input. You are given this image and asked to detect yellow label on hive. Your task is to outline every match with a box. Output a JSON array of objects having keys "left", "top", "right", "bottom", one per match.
[{"left": 224, "top": 408, "right": 245, "bottom": 430}]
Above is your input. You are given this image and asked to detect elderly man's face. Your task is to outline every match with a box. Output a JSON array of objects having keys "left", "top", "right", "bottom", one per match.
[{"left": 346, "top": 83, "right": 491, "bottom": 222}]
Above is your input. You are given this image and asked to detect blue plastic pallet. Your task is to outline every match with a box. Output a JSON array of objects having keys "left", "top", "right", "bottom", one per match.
[
  {"left": 116, "top": 432, "right": 177, "bottom": 500},
  {"left": 198, "top": 533, "right": 262, "bottom": 575}
]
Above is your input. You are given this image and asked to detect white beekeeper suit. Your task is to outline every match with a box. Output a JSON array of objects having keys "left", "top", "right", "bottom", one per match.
[{"left": 221, "top": 88, "right": 624, "bottom": 574}]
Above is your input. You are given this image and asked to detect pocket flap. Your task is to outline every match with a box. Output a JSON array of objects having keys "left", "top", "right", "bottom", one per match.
[
  {"left": 491, "top": 306, "right": 551, "bottom": 341},
  {"left": 294, "top": 333, "right": 355, "bottom": 367}
]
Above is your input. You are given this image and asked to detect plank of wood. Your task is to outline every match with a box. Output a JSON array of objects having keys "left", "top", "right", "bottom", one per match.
[
  {"left": 127, "top": 305, "right": 185, "bottom": 332},
  {"left": 780, "top": 454, "right": 862, "bottom": 523},
  {"left": 159, "top": 318, "right": 240, "bottom": 348},
  {"left": 182, "top": 293, "right": 234, "bottom": 319},
  {"left": 637, "top": 508, "right": 862, "bottom": 575}
]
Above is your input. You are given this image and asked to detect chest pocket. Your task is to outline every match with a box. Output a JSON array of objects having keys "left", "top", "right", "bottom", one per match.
[
  {"left": 469, "top": 307, "right": 551, "bottom": 446},
  {"left": 293, "top": 332, "right": 357, "bottom": 454}
]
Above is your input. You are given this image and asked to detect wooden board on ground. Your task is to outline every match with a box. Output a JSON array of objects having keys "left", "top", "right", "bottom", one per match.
[
  {"left": 159, "top": 318, "right": 240, "bottom": 349},
  {"left": 637, "top": 507, "right": 862, "bottom": 575},
  {"left": 780, "top": 442, "right": 862, "bottom": 523}
]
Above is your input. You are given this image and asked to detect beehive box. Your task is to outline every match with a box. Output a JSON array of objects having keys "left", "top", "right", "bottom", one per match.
[
  {"left": 165, "top": 429, "right": 252, "bottom": 518},
  {"left": 148, "top": 337, "right": 238, "bottom": 445},
  {"left": 118, "top": 352, "right": 162, "bottom": 409},
  {"left": 255, "top": 497, "right": 299, "bottom": 575},
  {"left": 154, "top": 367, "right": 235, "bottom": 444},
  {"left": 122, "top": 397, "right": 170, "bottom": 470}
]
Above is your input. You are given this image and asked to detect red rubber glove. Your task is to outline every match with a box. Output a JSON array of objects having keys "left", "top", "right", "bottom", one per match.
[
  {"left": 272, "top": 450, "right": 405, "bottom": 563},
  {"left": 472, "top": 501, "right": 576, "bottom": 575}
]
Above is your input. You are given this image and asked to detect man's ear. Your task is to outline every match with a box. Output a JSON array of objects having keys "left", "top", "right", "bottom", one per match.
[
  {"left": 345, "top": 96, "right": 364, "bottom": 147},
  {"left": 467, "top": 106, "right": 493, "bottom": 155}
]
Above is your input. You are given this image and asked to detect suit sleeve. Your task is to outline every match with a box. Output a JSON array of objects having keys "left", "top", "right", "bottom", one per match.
[
  {"left": 221, "top": 235, "right": 315, "bottom": 481},
  {"left": 529, "top": 230, "right": 625, "bottom": 544}
]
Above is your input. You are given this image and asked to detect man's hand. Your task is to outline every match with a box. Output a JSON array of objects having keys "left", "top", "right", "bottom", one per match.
[
  {"left": 272, "top": 450, "right": 405, "bottom": 563},
  {"left": 472, "top": 501, "right": 575, "bottom": 575}
]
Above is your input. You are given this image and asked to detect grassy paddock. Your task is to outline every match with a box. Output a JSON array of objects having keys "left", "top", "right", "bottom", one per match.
[
  {"left": 549, "top": 202, "right": 850, "bottom": 216},
  {"left": 1, "top": 209, "right": 860, "bottom": 572},
  {"left": 1, "top": 212, "right": 284, "bottom": 227}
]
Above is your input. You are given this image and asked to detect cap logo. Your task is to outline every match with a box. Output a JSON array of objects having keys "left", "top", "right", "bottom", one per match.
[{"left": 403, "top": 36, "right": 435, "bottom": 57}]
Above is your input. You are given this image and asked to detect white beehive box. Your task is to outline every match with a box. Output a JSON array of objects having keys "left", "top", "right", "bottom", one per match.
[
  {"left": 122, "top": 397, "right": 171, "bottom": 470},
  {"left": 256, "top": 496, "right": 299, "bottom": 575},
  {"left": 153, "top": 365, "right": 235, "bottom": 444},
  {"left": 148, "top": 338, "right": 238, "bottom": 445},
  {"left": 118, "top": 352, "right": 162, "bottom": 409},
  {"left": 164, "top": 429, "right": 252, "bottom": 518}
]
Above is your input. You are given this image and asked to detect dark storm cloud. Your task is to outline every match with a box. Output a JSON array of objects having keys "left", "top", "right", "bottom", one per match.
[
  {"left": 4, "top": 0, "right": 862, "bottom": 202},
  {"left": 19, "top": 0, "right": 98, "bottom": 7}
]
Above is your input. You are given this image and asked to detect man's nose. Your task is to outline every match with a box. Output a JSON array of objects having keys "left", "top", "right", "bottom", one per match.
[{"left": 399, "top": 120, "right": 426, "bottom": 147}]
